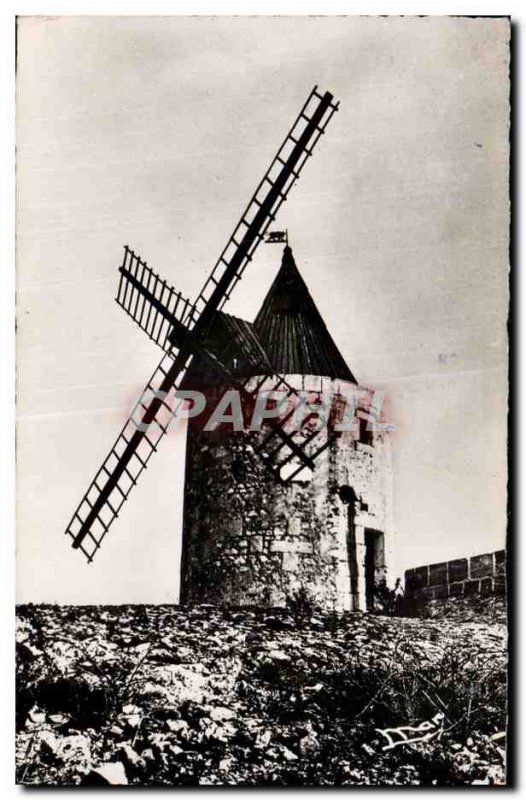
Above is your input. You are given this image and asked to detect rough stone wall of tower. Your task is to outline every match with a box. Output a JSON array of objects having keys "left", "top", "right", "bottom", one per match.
[{"left": 180, "top": 377, "right": 394, "bottom": 611}]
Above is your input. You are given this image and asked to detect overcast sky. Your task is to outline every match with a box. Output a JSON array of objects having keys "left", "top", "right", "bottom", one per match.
[{"left": 16, "top": 15, "right": 509, "bottom": 603}]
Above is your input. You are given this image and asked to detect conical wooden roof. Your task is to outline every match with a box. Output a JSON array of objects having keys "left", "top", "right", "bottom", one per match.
[{"left": 253, "top": 246, "right": 356, "bottom": 382}]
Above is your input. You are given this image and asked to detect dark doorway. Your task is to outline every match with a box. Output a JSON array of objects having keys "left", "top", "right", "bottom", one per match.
[{"left": 364, "top": 528, "right": 385, "bottom": 611}]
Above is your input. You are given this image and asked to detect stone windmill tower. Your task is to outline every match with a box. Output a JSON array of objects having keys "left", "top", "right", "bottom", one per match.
[
  {"left": 180, "top": 245, "right": 394, "bottom": 611},
  {"left": 62, "top": 87, "right": 393, "bottom": 611}
]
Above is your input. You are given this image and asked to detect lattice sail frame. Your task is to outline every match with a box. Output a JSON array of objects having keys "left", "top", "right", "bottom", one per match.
[
  {"left": 189, "top": 88, "right": 339, "bottom": 324},
  {"left": 66, "top": 350, "right": 186, "bottom": 562},
  {"left": 64, "top": 87, "right": 339, "bottom": 563},
  {"left": 116, "top": 249, "right": 197, "bottom": 352}
]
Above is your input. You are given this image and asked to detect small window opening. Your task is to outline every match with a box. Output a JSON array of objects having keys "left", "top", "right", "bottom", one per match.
[
  {"left": 339, "top": 484, "right": 356, "bottom": 505},
  {"left": 359, "top": 416, "right": 373, "bottom": 447}
]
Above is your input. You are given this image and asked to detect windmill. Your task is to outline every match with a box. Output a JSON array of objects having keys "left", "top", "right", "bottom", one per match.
[{"left": 64, "top": 86, "right": 341, "bottom": 565}]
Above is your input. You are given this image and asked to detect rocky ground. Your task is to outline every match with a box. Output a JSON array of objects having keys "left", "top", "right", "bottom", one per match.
[{"left": 16, "top": 600, "right": 507, "bottom": 786}]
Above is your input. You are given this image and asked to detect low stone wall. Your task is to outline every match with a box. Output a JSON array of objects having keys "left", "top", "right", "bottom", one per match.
[{"left": 404, "top": 550, "right": 506, "bottom": 602}]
